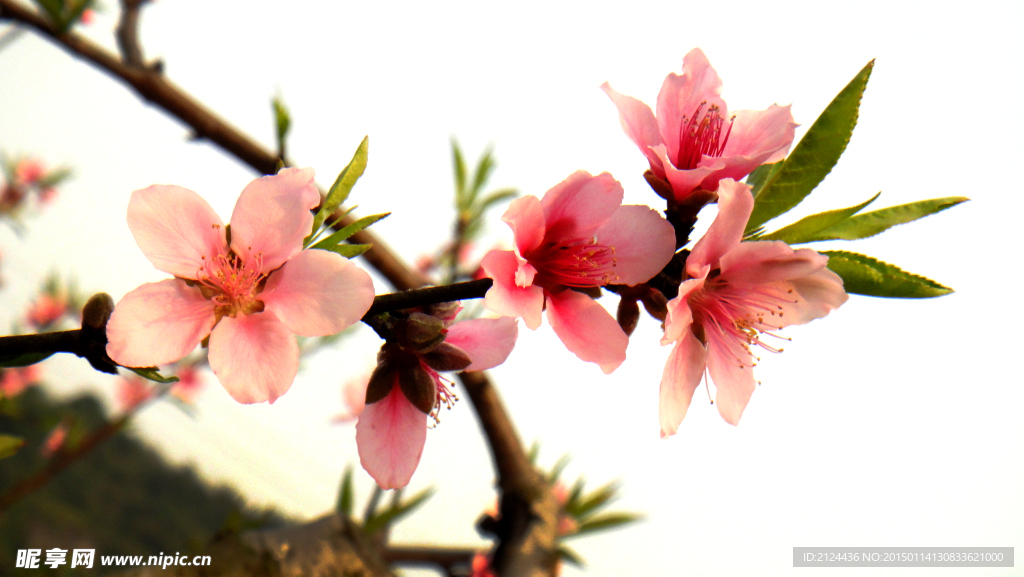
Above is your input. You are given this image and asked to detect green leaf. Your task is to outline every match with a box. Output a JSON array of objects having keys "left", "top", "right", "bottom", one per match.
[
  {"left": 566, "top": 481, "right": 618, "bottom": 519},
  {"left": 127, "top": 366, "right": 180, "bottom": 384},
  {"left": 557, "top": 546, "right": 585, "bottom": 568},
  {"left": 476, "top": 188, "right": 518, "bottom": 212},
  {"left": 337, "top": 465, "right": 355, "bottom": 517},
  {"left": 272, "top": 96, "right": 291, "bottom": 155},
  {"left": 0, "top": 351, "right": 54, "bottom": 368},
  {"left": 527, "top": 441, "right": 541, "bottom": 465},
  {"left": 0, "top": 434, "right": 25, "bottom": 459},
  {"left": 64, "top": 0, "right": 94, "bottom": 30},
  {"left": 309, "top": 136, "right": 369, "bottom": 242},
  {"left": 805, "top": 197, "right": 968, "bottom": 242},
  {"left": 546, "top": 453, "right": 572, "bottom": 484},
  {"left": 37, "top": 166, "right": 72, "bottom": 189},
  {"left": 746, "top": 161, "right": 783, "bottom": 198},
  {"left": 361, "top": 487, "right": 434, "bottom": 534},
  {"left": 467, "top": 148, "right": 495, "bottom": 206},
  {"left": 758, "top": 193, "right": 880, "bottom": 244},
  {"left": 569, "top": 513, "right": 643, "bottom": 538},
  {"left": 452, "top": 138, "right": 468, "bottom": 205},
  {"left": 323, "top": 243, "right": 373, "bottom": 259},
  {"left": 822, "top": 251, "right": 953, "bottom": 298},
  {"left": 311, "top": 213, "right": 390, "bottom": 250},
  {"left": 746, "top": 60, "right": 875, "bottom": 235}
]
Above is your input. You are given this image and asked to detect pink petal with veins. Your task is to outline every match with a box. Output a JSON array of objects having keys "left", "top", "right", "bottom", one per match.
[
  {"left": 481, "top": 250, "right": 544, "bottom": 330},
  {"left": 501, "top": 195, "right": 546, "bottom": 256},
  {"left": 659, "top": 331, "right": 706, "bottom": 437},
  {"left": 600, "top": 82, "right": 664, "bottom": 174},
  {"left": 229, "top": 167, "right": 319, "bottom": 272},
  {"left": 445, "top": 317, "right": 519, "bottom": 372},
  {"left": 592, "top": 204, "right": 676, "bottom": 286},
  {"left": 207, "top": 311, "right": 299, "bottom": 404},
  {"left": 126, "top": 185, "right": 226, "bottom": 279},
  {"left": 545, "top": 289, "right": 627, "bottom": 374},
  {"left": 538, "top": 171, "right": 623, "bottom": 241},
  {"left": 106, "top": 279, "right": 216, "bottom": 367},
  {"left": 356, "top": 383, "right": 428, "bottom": 490},
  {"left": 262, "top": 249, "right": 375, "bottom": 337}
]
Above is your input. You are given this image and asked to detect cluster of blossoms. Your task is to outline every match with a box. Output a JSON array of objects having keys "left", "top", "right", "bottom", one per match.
[
  {"left": 103, "top": 48, "right": 847, "bottom": 490},
  {"left": 0, "top": 157, "right": 65, "bottom": 220}
]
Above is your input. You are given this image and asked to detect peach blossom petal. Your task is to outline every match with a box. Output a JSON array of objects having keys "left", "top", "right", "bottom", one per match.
[
  {"left": 657, "top": 48, "right": 728, "bottom": 164},
  {"left": 482, "top": 250, "right": 544, "bottom": 330},
  {"left": 659, "top": 331, "right": 706, "bottom": 437},
  {"left": 687, "top": 179, "right": 753, "bottom": 275},
  {"left": 661, "top": 277, "right": 703, "bottom": 345},
  {"left": 262, "top": 249, "right": 375, "bottom": 337},
  {"left": 721, "top": 105, "right": 797, "bottom": 162},
  {"left": 539, "top": 171, "right": 623, "bottom": 241},
  {"left": 445, "top": 317, "right": 519, "bottom": 371},
  {"left": 501, "top": 195, "right": 546, "bottom": 256},
  {"left": 356, "top": 383, "right": 428, "bottom": 490},
  {"left": 592, "top": 204, "right": 675, "bottom": 286},
  {"left": 106, "top": 279, "right": 216, "bottom": 367},
  {"left": 600, "top": 82, "right": 664, "bottom": 174},
  {"left": 545, "top": 289, "right": 627, "bottom": 374},
  {"left": 704, "top": 330, "right": 756, "bottom": 426},
  {"left": 229, "top": 167, "right": 319, "bottom": 272},
  {"left": 126, "top": 185, "right": 226, "bottom": 279},
  {"left": 207, "top": 311, "right": 299, "bottom": 404},
  {"left": 786, "top": 268, "right": 849, "bottom": 325},
  {"left": 720, "top": 242, "right": 828, "bottom": 285}
]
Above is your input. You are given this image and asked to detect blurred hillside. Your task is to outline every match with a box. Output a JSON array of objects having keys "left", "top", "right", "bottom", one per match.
[{"left": 0, "top": 385, "right": 289, "bottom": 575}]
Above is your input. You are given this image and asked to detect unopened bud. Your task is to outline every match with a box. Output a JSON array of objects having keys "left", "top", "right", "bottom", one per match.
[
  {"left": 641, "top": 288, "right": 669, "bottom": 322},
  {"left": 617, "top": 297, "right": 641, "bottom": 336},
  {"left": 400, "top": 312, "right": 447, "bottom": 351},
  {"left": 82, "top": 293, "right": 115, "bottom": 331},
  {"left": 422, "top": 301, "right": 461, "bottom": 324},
  {"left": 421, "top": 342, "right": 472, "bottom": 372}
]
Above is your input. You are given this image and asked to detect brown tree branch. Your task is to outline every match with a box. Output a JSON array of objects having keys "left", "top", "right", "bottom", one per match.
[{"left": 0, "top": 4, "right": 558, "bottom": 574}]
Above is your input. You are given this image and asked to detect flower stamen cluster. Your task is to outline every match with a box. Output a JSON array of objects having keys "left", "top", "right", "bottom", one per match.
[{"left": 675, "top": 101, "right": 735, "bottom": 170}]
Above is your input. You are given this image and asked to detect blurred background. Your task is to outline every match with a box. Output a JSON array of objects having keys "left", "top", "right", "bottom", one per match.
[{"left": 1, "top": 0, "right": 1021, "bottom": 575}]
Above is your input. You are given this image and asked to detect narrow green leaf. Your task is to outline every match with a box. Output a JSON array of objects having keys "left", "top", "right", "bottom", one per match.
[
  {"left": 557, "top": 546, "right": 585, "bottom": 567},
  {"left": 0, "top": 351, "right": 54, "bottom": 368},
  {"left": 823, "top": 251, "right": 953, "bottom": 298},
  {"left": 323, "top": 243, "right": 373, "bottom": 259},
  {"left": 452, "top": 138, "right": 468, "bottom": 205},
  {"left": 37, "top": 167, "right": 72, "bottom": 189},
  {"left": 476, "top": 188, "right": 518, "bottom": 212},
  {"left": 337, "top": 465, "right": 355, "bottom": 517},
  {"left": 127, "top": 366, "right": 179, "bottom": 384},
  {"left": 0, "top": 435, "right": 25, "bottom": 459},
  {"left": 758, "top": 193, "right": 880, "bottom": 244},
  {"left": 546, "top": 453, "right": 572, "bottom": 484},
  {"left": 361, "top": 487, "right": 434, "bottom": 534},
  {"left": 746, "top": 161, "right": 783, "bottom": 198},
  {"left": 272, "top": 96, "right": 291, "bottom": 154},
  {"left": 746, "top": 60, "right": 875, "bottom": 234},
  {"left": 569, "top": 513, "right": 643, "bottom": 538},
  {"left": 806, "top": 197, "right": 968, "bottom": 242},
  {"left": 467, "top": 148, "right": 495, "bottom": 205},
  {"left": 65, "top": 0, "right": 94, "bottom": 30},
  {"left": 566, "top": 481, "right": 618, "bottom": 518},
  {"left": 309, "top": 136, "right": 369, "bottom": 240},
  {"left": 527, "top": 441, "right": 541, "bottom": 465},
  {"left": 311, "top": 213, "right": 390, "bottom": 250},
  {"left": 564, "top": 478, "right": 585, "bottom": 513}
]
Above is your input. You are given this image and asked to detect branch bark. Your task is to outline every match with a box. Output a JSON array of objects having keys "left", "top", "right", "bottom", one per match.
[{"left": 0, "top": 4, "right": 559, "bottom": 574}]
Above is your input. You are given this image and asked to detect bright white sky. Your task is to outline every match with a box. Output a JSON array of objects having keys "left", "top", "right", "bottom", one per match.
[{"left": 1, "top": 1, "right": 1022, "bottom": 575}]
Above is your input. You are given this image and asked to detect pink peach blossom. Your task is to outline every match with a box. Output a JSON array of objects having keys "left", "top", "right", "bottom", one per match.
[
  {"left": 116, "top": 375, "right": 153, "bottom": 410},
  {"left": 41, "top": 423, "right": 68, "bottom": 457},
  {"left": 106, "top": 168, "right": 375, "bottom": 404},
  {"left": 357, "top": 315, "right": 518, "bottom": 489},
  {"left": 659, "top": 179, "right": 847, "bottom": 434},
  {"left": 602, "top": 48, "right": 796, "bottom": 205},
  {"left": 481, "top": 171, "right": 675, "bottom": 373},
  {"left": 0, "top": 365, "right": 42, "bottom": 398},
  {"left": 26, "top": 293, "right": 68, "bottom": 329},
  {"left": 14, "top": 159, "right": 45, "bottom": 186}
]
